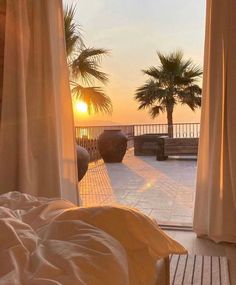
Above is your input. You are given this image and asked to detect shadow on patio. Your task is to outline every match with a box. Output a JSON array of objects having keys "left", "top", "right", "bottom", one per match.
[{"left": 79, "top": 149, "right": 197, "bottom": 226}]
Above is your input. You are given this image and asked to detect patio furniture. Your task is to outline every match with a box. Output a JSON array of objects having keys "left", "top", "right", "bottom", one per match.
[
  {"left": 134, "top": 134, "right": 169, "bottom": 156},
  {"left": 156, "top": 138, "right": 199, "bottom": 160}
]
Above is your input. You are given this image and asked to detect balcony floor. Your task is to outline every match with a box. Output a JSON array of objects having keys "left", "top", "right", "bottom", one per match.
[{"left": 79, "top": 149, "right": 197, "bottom": 226}]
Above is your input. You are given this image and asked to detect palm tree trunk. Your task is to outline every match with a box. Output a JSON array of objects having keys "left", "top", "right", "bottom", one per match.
[
  {"left": 167, "top": 106, "right": 174, "bottom": 138},
  {"left": 0, "top": 1, "right": 6, "bottom": 124}
]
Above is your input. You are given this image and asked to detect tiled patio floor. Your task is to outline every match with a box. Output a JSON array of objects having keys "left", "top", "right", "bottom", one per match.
[{"left": 79, "top": 149, "right": 197, "bottom": 226}]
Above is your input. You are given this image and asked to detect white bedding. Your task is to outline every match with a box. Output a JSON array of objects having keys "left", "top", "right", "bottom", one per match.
[{"left": 0, "top": 192, "right": 186, "bottom": 285}]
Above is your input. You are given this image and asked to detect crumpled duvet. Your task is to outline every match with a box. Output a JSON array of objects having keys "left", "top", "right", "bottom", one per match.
[{"left": 0, "top": 192, "right": 186, "bottom": 285}]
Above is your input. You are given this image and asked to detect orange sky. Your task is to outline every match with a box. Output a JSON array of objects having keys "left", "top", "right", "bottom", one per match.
[{"left": 65, "top": 0, "right": 206, "bottom": 126}]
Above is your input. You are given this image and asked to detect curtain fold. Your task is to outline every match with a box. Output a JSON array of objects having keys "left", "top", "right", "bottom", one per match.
[
  {"left": 0, "top": 0, "right": 78, "bottom": 204},
  {"left": 0, "top": 0, "right": 6, "bottom": 119},
  {"left": 193, "top": 0, "right": 236, "bottom": 242}
]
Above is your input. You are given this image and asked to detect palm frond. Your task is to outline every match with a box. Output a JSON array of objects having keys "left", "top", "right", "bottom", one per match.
[
  {"left": 64, "top": 5, "right": 111, "bottom": 116},
  {"left": 180, "top": 58, "right": 193, "bottom": 71},
  {"left": 71, "top": 47, "right": 109, "bottom": 84},
  {"left": 184, "top": 65, "right": 203, "bottom": 79},
  {"left": 64, "top": 4, "right": 84, "bottom": 56},
  {"left": 71, "top": 83, "right": 112, "bottom": 115},
  {"left": 143, "top": 67, "right": 161, "bottom": 79},
  {"left": 77, "top": 47, "right": 110, "bottom": 62},
  {"left": 178, "top": 85, "right": 202, "bottom": 110},
  {"left": 134, "top": 80, "right": 168, "bottom": 110},
  {"left": 157, "top": 50, "right": 184, "bottom": 74},
  {"left": 149, "top": 105, "right": 165, "bottom": 119}
]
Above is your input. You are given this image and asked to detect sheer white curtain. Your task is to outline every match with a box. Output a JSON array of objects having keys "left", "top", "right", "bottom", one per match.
[
  {"left": 0, "top": 0, "right": 78, "bottom": 204},
  {"left": 194, "top": 0, "right": 236, "bottom": 242}
]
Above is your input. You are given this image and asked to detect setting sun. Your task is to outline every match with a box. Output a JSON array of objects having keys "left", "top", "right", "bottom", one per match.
[{"left": 75, "top": 101, "right": 88, "bottom": 114}]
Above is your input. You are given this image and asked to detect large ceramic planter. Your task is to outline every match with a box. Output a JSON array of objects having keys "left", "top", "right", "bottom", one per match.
[
  {"left": 76, "top": 145, "right": 90, "bottom": 181},
  {"left": 98, "top": 130, "right": 127, "bottom": 163}
]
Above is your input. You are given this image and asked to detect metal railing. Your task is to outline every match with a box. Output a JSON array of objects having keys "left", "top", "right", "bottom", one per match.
[{"left": 75, "top": 123, "right": 200, "bottom": 162}]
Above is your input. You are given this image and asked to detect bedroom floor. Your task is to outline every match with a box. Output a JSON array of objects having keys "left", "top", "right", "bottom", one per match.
[
  {"left": 167, "top": 230, "right": 236, "bottom": 284},
  {"left": 79, "top": 149, "right": 196, "bottom": 226},
  {"left": 79, "top": 150, "right": 236, "bottom": 283}
]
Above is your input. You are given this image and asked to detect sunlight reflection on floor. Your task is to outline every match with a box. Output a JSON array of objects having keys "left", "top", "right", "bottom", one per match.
[{"left": 79, "top": 149, "right": 197, "bottom": 226}]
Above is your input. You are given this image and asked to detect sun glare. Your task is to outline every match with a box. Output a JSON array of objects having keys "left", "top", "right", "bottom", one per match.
[{"left": 75, "top": 101, "right": 88, "bottom": 114}]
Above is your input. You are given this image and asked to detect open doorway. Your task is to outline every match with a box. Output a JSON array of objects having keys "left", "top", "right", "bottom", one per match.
[{"left": 63, "top": 0, "right": 206, "bottom": 227}]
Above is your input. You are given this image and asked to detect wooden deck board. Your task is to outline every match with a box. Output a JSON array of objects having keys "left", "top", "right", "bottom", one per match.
[{"left": 170, "top": 254, "right": 230, "bottom": 285}]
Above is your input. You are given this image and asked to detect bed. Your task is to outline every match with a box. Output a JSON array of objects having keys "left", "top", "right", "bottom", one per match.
[{"left": 0, "top": 191, "right": 186, "bottom": 285}]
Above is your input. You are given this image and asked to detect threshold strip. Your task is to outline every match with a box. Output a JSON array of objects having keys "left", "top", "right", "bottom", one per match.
[{"left": 159, "top": 224, "right": 193, "bottom": 232}]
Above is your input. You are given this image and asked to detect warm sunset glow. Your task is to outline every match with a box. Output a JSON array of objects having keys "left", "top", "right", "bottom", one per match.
[
  {"left": 65, "top": 0, "right": 204, "bottom": 124},
  {"left": 75, "top": 101, "right": 88, "bottom": 114}
]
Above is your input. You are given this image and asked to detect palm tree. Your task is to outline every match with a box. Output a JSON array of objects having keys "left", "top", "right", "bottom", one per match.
[
  {"left": 134, "top": 50, "right": 202, "bottom": 137},
  {"left": 64, "top": 5, "right": 112, "bottom": 115}
]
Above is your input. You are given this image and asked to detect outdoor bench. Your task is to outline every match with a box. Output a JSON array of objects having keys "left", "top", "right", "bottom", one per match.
[
  {"left": 134, "top": 134, "right": 169, "bottom": 156},
  {"left": 156, "top": 137, "right": 199, "bottom": 160}
]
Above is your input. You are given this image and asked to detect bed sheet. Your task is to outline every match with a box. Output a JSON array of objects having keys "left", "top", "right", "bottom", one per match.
[{"left": 0, "top": 192, "right": 186, "bottom": 285}]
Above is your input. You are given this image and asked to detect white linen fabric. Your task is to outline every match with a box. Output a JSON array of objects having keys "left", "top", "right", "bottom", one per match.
[
  {"left": 194, "top": 0, "right": 236, "bottom": 242},
  {"left": 0, "top": 1, "right": 78, "bottom": 203},
  {"left": 0, "top": 191, "right": 186, "bottom": 285}
]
